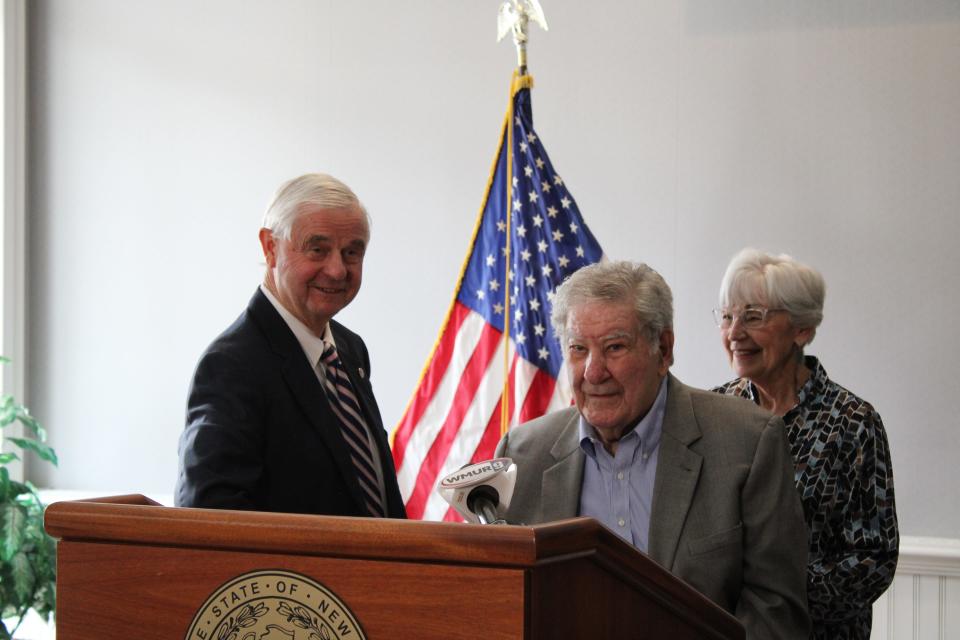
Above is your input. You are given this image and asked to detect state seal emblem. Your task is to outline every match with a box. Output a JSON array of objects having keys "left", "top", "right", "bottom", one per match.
[{"left": 185, "top": 569, "right": 366, "bottom": 640}]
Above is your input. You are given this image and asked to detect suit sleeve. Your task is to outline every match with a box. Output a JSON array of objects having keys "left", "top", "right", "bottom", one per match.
[
  {"left": 736, "top": 415, "right": 811, "bottom": 639},
  {"left": 494, "top": 428, "right": 539, "bottom": 526},
  {"left": 175, "top": 348, "right": 266, "bottom": 510},
  {"left": 494, "top": 431, "right": 510, "bottom": 458}
]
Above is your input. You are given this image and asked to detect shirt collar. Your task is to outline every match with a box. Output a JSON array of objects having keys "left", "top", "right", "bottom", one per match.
[
  {"left": 796, "top": 355, "right": 827, "bottom": 407},
  {"left": 737, "top": 355, "right": 828, "bottom": 412},
  {"left": 259, "top": 284, "right": 334, "bottom": 368},
  {"left": 578, "top": 375, "right": 669, "bottom": 459}
]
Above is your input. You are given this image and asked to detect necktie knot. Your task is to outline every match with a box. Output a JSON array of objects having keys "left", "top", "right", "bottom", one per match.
[{"left": 321, "top": 342, "right": 338, "bottom": 367}]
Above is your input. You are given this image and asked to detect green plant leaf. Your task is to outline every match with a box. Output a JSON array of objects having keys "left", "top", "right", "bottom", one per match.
[
  {"left": 6, "top": 482, "right": 31, "bottom": 501},
  {"left": 0, "top": 503, "right": 26, "bottom": 563},
  {"left": 0, "top": 397, "right": 14, "bottom": 428},
  {"left": 31, "top": 580, "right": 55, "bottom": 621},
  {"left": 0, "top": 356, "right": 58, "bottom": 628},
  {"left": 14, "top": 411, "right": 46, "bottom": 441},
  {"left": 8, "top": 551, "right": 35, "bottom": 605},
  {"left": 22, "top": 511, "right": 47, "bottom": 550},
  {"left": 4, "top": 438, "right": 58, "bottom": 467},
  {"left": 0, "top": 592, "right": 16, "bottom": 625}
]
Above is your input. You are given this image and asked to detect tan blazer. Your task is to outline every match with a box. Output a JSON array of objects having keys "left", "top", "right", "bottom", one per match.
[{"left": 495, "top": 374, "right": 810, "bottom": 639}]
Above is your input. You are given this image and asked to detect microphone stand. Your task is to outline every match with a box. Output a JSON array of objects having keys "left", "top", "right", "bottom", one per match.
[{"left": 467, "top": 486, "right": 508, "bottom": 525}]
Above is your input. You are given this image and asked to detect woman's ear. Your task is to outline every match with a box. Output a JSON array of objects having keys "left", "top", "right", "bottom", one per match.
[{"left": 795, "top": 326, "right": 814, "bottom": 349}]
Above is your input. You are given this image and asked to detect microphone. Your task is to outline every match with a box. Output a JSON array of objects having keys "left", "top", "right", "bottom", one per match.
[{"left": 436, "top": 458, "right": 517, "bottom": 525}]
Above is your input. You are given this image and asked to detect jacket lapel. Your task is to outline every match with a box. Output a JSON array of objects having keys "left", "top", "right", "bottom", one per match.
[
  {"left": 540, "top": 411, "right": 585, "bottom": 522},
  {"left": 648, "top": 375, "right": 703, "bottom": 569},
  {"left": 248, "top": 290, "right": 371, "bottom": 514}
]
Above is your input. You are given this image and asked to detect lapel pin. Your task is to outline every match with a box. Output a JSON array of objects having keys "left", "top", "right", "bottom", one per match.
[{"left": 358, "top": 367, "right": 365, "bottom": 379}]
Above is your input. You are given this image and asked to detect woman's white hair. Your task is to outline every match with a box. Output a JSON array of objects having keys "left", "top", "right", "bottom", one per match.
[
  {"left": 551, "top": 261, "right": 673, "bottom": 360},
  {"left": 262, "top": 173, "right": 369, "bottom": 240},
  {"left": 718, "top": 248, "right": 826, "bottom": 344}
]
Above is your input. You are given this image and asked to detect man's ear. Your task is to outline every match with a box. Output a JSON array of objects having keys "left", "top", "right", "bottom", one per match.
[
  {"left": 658, "top": 328, "right": 675, "bottom": 374},
  {"left": 259, "top": 228, "right": 278, "bottom": 268}
]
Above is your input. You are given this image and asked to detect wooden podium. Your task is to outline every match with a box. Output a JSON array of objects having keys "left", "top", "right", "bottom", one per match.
[{"left": 45, "top": 495, "right": 744, "bottom": 639}]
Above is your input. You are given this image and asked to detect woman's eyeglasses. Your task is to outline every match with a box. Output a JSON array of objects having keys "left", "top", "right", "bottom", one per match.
[{"left": 712, "top": 307, "right": 783, "bottom": 329}]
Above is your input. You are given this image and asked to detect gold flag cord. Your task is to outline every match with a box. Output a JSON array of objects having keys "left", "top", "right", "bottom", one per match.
[{"left": 500, "top": 71, "right": 535, "bottom": 437}]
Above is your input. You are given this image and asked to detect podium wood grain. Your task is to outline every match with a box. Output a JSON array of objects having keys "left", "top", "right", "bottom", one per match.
[{"left": 45, "top": 495, "right": 743, "bottom": 639}]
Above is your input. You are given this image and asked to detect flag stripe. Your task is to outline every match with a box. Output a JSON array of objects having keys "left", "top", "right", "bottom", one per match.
[
  {"left": 420, "top": 351, "right": 521, "bottom": 521},
  {"left": 392, "top": 301, "right": 472, "bottom": 468},
  {"left": 545, "top": 361, "right": 574, "bottom": 413},
  {"left": 396, "top": 308, "right": 489, "bottom": 497},
  {"left": 404, "top": 327, "right": 505, "bottom": 520},
  {"left": 473, "top": 354, "right": 520, "bottom": 471},
  {"left": 518, "top": 367, "right": 556, "bottom": 424},
  {"left": 440, "top": 356, "right": 520, "bottom": 521},
  {"left": 509, "top": 357, "right": 546, "bottom": 427}
]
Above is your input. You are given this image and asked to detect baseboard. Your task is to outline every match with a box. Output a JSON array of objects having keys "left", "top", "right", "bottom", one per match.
[{"left": 872, "top": 535, "right": 960, "bottom": 639}]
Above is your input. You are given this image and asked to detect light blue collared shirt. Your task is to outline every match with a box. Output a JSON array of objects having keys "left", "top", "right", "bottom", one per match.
[{"left": 577, "top": 376, "right": 668, "bottom": 552}]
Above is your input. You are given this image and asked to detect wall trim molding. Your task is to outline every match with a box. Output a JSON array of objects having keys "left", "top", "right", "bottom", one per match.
[{"left": 897, "top": 535, "right": 960, "bottom": 578}]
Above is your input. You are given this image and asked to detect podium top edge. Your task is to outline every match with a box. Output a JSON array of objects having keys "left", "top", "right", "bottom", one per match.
[{"left": 44, "top": 495, "right": 602, "bottom": 568}]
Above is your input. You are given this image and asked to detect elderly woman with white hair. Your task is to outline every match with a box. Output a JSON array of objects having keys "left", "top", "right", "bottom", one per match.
[{"left": 713, "top": 248, "right": 899, "bottom": 640}]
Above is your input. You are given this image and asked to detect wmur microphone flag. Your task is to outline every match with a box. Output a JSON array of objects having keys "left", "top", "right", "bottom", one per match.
[{"left": 391, "top": 72, "right": 604, "bottom": 521}]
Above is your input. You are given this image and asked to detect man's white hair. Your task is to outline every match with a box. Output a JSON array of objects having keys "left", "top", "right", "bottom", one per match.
[
  {"left": 262, "top": 173, "right": 369, "bottom": 240},
  {"left": 551, "top": 260, "right": 674, "bottom": 361}
]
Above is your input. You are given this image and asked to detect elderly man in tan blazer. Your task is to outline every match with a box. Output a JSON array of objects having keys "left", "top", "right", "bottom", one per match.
[{"left": 496, "top": 261, "right": 809, "bottom": 639}]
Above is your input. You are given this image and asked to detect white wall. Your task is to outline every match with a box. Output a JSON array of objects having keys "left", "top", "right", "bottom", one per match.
[{"left": 25, "top": 1, "right": 960, "bottom": 538}]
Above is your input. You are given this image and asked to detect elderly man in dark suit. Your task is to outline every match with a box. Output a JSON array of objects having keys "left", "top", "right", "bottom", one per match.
[
  {"left": 495, "top": 261, "right": 808, "bottom": 638},
  {"left": 176, "top": 173, "right": 405, "bottom": 518}
]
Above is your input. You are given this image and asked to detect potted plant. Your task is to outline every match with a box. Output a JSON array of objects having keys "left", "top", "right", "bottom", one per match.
[{"left": 0, "top": 357, "right": 57, "bottom": 639}]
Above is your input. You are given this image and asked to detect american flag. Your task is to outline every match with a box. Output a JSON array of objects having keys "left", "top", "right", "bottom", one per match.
[{"left": 391, "top": 73, "right": 604, "bottom": 521}]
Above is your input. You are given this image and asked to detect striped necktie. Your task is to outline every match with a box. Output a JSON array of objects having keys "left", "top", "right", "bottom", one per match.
[{"left": 320, "top": 343, "right": 385, "bottom": 518}]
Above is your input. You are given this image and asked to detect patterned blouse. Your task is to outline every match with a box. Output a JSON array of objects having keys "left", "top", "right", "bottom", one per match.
[{"left": 715, "top": 356, "right": 899, "bottom": 640}]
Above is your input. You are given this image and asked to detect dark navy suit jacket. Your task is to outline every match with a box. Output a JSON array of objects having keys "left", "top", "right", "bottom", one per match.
[{"left": 175, "top": 288, "right": 406, "bottom": 518}]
